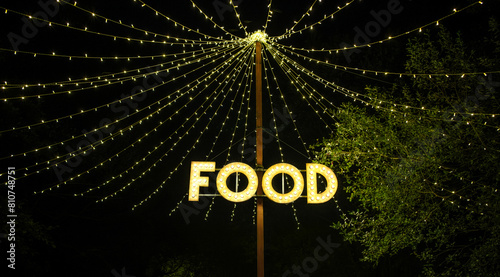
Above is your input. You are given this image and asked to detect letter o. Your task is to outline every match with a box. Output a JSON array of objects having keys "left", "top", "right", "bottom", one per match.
[
  {"left": 302, "top": 257, "right": 318, "bottom": 273},
  {"left": 217, "top": 162, "right": 257, "bottom": 202},
  {"left": 263, "top": 163, "right": 303, "bottom": 203},
  {"left": 365, "top": 21, "right": 381, "bottom": 37}
]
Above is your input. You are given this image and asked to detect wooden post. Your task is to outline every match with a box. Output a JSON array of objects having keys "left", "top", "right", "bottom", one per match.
[{"left": 255, "top": 41, "right": 264, "bottom": 277}]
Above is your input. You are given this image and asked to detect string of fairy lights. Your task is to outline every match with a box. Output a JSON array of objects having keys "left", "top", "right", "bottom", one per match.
[
  {"left": 262, "top": 0, "right": 273, "bottom": 33},
  {"left": 1, "top": 45, "right": 243, "bottom": 163},
  {"left": 60, "top": 0, "right": 226, "bottom": 43},
  {"left": 274, "top": 1, "right": 485, "bottom": 50},
  {"left": 1, "top": 0, "right": 497, "bottom": 224},
  {"left": 273, "top": 0, "right": 357, "bottom": 40},
  {"left": 118, "top": 45, "right": 256, "bottom": 207},
  {"left": 134, "top": 0, "right": 234, "bottom": 40},
  {"left": 0, "top": 45, "right": 236, "bottom": 133},
  {"left": 0, "top": 45, "right": 227, "bottom": 78},
  {"left": 204, "top": 47, "right": 256, "bottom": 220},
  {"left": 267, "top": 41, "right": 500, "bottom": 128},
  {"left": 1, "top": 5, "right": 224, "bottom": 46},
  {"left": 262, "top": 52, "right": 309, "bottom": 228},
  {"left": 274, "top": 43, "right": 500, "bottom": 79},
  {"left": 24, "top": 44, "right": 252, "bottom": 188}
]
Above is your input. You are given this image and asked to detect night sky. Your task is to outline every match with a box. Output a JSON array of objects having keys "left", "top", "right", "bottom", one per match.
[{"left": 0, "top": 0, "right": 498, "bottom": 276}]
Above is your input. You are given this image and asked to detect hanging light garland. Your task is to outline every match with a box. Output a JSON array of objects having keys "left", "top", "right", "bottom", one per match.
[{"left": 0, "top": 0, "right": 494, "bottom": 225}]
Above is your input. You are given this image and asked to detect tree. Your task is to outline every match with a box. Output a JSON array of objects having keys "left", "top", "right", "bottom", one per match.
[
  {"left": 0, "top": 198, "right": 56, "bottom": 276},
  {"left": 145, "top": 254, "right": 198, "bottom": 277},
  {"left": 312, "top": 24, "right": 500, "bottom": 276}
]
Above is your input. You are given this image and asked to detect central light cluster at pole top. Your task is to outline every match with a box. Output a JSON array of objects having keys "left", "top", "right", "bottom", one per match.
[{"left": 248, "top": 30, "right": 268, "bottom": 43}]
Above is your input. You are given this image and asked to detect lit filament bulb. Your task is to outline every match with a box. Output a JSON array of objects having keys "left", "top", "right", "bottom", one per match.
[{"left": 248, "top": 30, "right": 268, "bottom": 43}]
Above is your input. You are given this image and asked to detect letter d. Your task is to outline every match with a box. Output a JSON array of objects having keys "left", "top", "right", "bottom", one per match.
[{"left": 370, "top": 9, "right": 391, "bottom": 27}]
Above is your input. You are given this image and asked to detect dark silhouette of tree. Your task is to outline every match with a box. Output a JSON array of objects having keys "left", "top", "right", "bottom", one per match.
[{"left": 312, "top": 22, "right": 500, "bottom": 276}]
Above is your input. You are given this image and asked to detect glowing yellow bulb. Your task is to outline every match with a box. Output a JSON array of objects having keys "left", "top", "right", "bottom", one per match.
[
  {"left": 217, "top": 162, "right": 258, "bottom": 202},
  {"left": 306, "top": 163, "right": 337, "bottom": 204},
  {"left": 262, "top": 163, "right": 304, "bottom": 204},
  {"left": 189, "top": 162, "right": 216, "bottom": 201},
  {"left": 248, "top": 30, "right": 267, "bottom": 43}
]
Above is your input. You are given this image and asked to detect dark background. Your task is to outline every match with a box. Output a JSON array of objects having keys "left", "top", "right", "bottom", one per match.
[{"left": 0, "top": 0, "right": 498, "bottom": 276}]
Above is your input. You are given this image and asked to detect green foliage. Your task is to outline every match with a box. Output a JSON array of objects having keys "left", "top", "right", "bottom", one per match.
[
  {"left": 313, "top": 26, "right": 500, "bottom": 276},
  {"left": 0, "top": 199, "right": 56, "bottom": 275},
  {"left": 145, "top": 253, "right": 207, "bottom": 277}
]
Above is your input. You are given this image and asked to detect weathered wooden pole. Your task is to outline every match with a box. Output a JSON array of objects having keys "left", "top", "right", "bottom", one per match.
[{"left": 255, "top": 41, "right": 264, "bottom": 277}]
